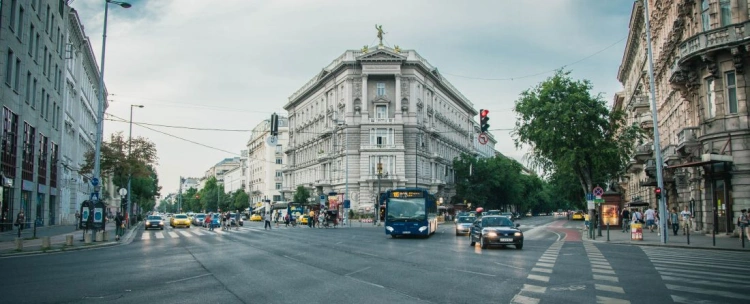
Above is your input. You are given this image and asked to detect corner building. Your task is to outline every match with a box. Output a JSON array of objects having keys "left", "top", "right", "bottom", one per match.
[
  {"left": 282, "top": 46, "right": 484, "bottom": 212},
  {"left": 619, "top": 0, "right": 750, "bottom": 235}
]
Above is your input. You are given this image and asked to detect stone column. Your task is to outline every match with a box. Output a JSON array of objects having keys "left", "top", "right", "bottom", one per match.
[
  {"left": 362, "top": 74, "right": 369, "bottom": 120},
  {"left": 395, "top": 74, "right": 402, "bottom": 120}
]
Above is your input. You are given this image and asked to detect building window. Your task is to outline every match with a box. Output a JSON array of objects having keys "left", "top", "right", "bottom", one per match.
[
  {"left": 273, "top": 195, "right": 281, "bottom": 201},
  {"left": 726, "top": 72, "right": 738, "bottom": 114},
  {"left": 17, "top": 6, "right": 25, "bottom": 39},
  {"left": 5, "top": 49, "right": 14, "bottom": 86},
  {"left": 375, "top": 105, "right": 387, "bottom": 120},
  {"left": 275, "top": 158, "right": 282, "bottom": 164},
  {"left": 14, "top": 58, "right": 21, "bottom": 92},
  {"left": 369, "top": 156, "right": 394, "bottom": 175},
  {"left": 275, "top": 171, "right": 282, "bottom": 177},
  {"left": 275, "top": 183, "right": 282, "bottom": 190},
  {"left": 25, "top": 72, "right": 31, "bottom": 103},
  {"left": 720, "top": 0, "right": 731, "bottom": 27},
  {"left": 376, "top": 82, "right": 386, "bottom": 96},
  {"left": 702, "top": 0, "right": 710, "bottom": 31},
  {"left": 706, "top": 78, "right": 715, "bottom": 118},
  {"left": 28, "top": 25, "right": 35, "bottom": 56},
  {"left": 32, "top": 78, "right": 37, "bottom": 108},
  {"left": 34, "top": 34, "right": 40, "bottom": 62},
  {"left": 275, "top": 144, "right": 282, "bottom": 153},
  {"left": 9, "top": 0, "right": 18, "bottom": 32},
  {"left": 370, "top": 128, "right": 393, "bottom": 147}
]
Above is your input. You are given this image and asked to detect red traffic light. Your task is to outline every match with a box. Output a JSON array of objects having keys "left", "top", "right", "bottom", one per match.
[
  {"left": 195, "top": 195, "right": 200, "bottom": 199},
  {"left": 654, "top": 187, "right": 661, "bottom": 194},
  {"left": 480, "top": 109, "right": 489, "bottom": 118}
]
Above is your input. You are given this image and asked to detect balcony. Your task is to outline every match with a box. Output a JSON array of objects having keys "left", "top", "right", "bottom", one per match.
[
  {"left": 661, "top": 144, "right": 679, "bottom": 166},
  {"left": 677, "top": 21, "right": 750, "bottom": 66},
  {"left": 364, "top": 118, "right": 396, "bottom": 124},
  {"left": 314, "top": 179, "right": 331, "bottom": 187},
  {"left": 274, "top": 176, "right": 282, "bottom": 182},
  {"left": 634, "top": 142, "right": 653, "bottom": 162},
  {"left": 644, "top": 159, "right": 657, "bottom": 178},
  {"left": 628, "top": 95, "right": 650, "bottom": 114},
  {"left": 626, "top": 158, "right": 643, "bottom": 174},
  {"left": 676, "top": 126, "right": 700, "bottom": 155},
  {"left": 361, "top": 144, "right": 404, "bottom": 150},
  {"left": 317, "top": 153, "right": 331, "bottom": 162},
  {"left": 638, "top": 113, "right": 653, "bottom": 130}
]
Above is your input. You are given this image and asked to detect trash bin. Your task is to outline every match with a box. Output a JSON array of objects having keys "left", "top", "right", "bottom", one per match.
[{"left": 631, "top": 223, "right": 643, "bottom": 241}]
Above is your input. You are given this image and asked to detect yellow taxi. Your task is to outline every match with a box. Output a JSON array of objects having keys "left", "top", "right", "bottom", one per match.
[
  {"left": 170, "top": 214, "right": 191, "bottom": 228},
  {"left": 571, "top": 211, "right": 585, "bottom": 220},
  {"left": 250, "top": 214, "right": 262, "bottom": 221},
  {"left": 297, "top": 215, "right": 309, "bottom": 225}
]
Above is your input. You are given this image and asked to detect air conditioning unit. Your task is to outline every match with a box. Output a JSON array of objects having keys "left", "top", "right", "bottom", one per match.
[{"left": 2, "top": 176, "right": 12, "bottom": 187}]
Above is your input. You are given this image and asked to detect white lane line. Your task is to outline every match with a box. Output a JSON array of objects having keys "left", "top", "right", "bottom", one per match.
[
  {"left": 596, "top": 296, "right": 630, "bottom": 304},
  {"left": 593, "top": 274, "right": 619, "bottom": 282},
  {"left": 511, "top": 294, "right": 540, "bottom": 304},
  {"left": 165, "top": 273, "right": 212, "bottom": 284},
  {"left": 344, "top": 266, "right": 372, "bottom": 276},
  {"left": 670, "top": 295, "right": 720, "bottom": 304},
  {"left": 522, "top": 284, "right": 547, "bottom": 294},
  {"left": 661, "top": 275, "right": 745, "bottom": 289},
  {"left": 446, "top": 268, "right": 496, "bottom": 277},
  {"left": 348, "top": 276, "right": 384, "bottom": 288},
  {"left": 666, "top": 284, "right": 745, "bottom": 300},
  {"left": 595, "top": 284, "right": 624, "bottom": 294},
  {"left": 283, "top": 255, "right": 300, "bottom": 262},
  {"left": 592, "top": 268, "right": 615, "bottom": 275},
  {"left": 531, "top": 267, "right": 552, "bottom": 273},
  {"left": 493, "top": 261, "right": 525, "bottom": 270},
  {"left": 168, "top": 232, "right": 180, "bottom": 238},
  {"left": 527, "top": 274, "right": 549, "bottom": 282}
]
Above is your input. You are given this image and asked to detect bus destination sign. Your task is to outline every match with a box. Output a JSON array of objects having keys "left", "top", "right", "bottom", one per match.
[{"left": 390, "top": 191, "right": 425, "bottom": 198}]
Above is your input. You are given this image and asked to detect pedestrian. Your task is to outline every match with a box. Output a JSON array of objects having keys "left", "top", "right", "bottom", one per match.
[
  {"left": 669, "top": 207, "right": 679, "bottom": 236},
  {"left": 309, "top": 210, "right": 315, "bottom": 228},
  {"left": 679, "top": 206, "right": 692, "bottom": 235},
  {"left": 644, "top": 207, "right": 656, "bottom": 232},
  {"left": 738, "top": 209, "right": 749, "bottom": 241},
  {"left": 15, "top": 210, "right": 25, "bottom": 238},
  {"left": 115, "top": 212, "right": 124, "bottom": 241},
  {"left": 621, "top": 208, "right": 630, "bottom": 233},
  {"left": 264, "top": 213, "right": 271, "bottom": 230},
  {"left": 75, "top": 210, "right": 81, "bottom": 230}
]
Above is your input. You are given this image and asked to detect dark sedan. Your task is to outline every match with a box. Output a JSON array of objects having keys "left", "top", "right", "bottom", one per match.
[
  {"left": 145, "top": 215, "right": 164, "bottom": 230},
  {"left": 469, "top": 215, "right": 523, "bottom": 249}
]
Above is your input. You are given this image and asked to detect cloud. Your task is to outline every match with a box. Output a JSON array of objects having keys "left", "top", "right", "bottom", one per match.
[{"left": 71, "top": 0, "right": 633, "bottom": 195}]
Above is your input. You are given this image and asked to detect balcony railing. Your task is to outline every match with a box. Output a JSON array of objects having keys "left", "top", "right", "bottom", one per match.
[
  {"left": 628, "top": 95, "right": 650, "bottom": 114},
  {"left": 361, "top": 144, "right": 404, "bottom": 150},
  {"left": 676, "top": 126, "right": 700, "bottom": 154},
  {"left": 639, "top": 114, "right": 654, "bottom": 129},
  {"left": 366, "top": 118, "right": 395, "bottom": 124},
  {"left": 661, "top": 144, "right": 679, "bottom": 165},
  {"left": 634, "top": 142, "right": 653, "bottom": 162},
  {"left": 678, "top": 21, "right": 750, "bottom": 65}
]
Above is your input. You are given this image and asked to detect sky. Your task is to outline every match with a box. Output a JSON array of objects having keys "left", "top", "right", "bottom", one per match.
[{"left": 70, "top": 0, "right": 635, "bottom": 196}]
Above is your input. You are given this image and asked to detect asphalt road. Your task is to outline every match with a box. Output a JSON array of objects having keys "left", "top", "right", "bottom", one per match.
[{"left": 1, "top": 216, "right": 747, "bottom": 304}]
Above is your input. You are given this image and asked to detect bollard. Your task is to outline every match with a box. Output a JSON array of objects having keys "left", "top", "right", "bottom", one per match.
[
  {"left": 742, "top": 229, "right": 745, "bottom": 248},
  {"left": 102, "top": 231, "right": 109, "bottom": 242},
  {"left": 95, "top": 231, "right": 103, "bottom": 242},
  {"left": 66, "top": 234, "right": 73, "bottom": 246},
  {"left": 686, "top": 225, "right": 690, "bottom": 245},
  {"left": 33, "top": 221, "right": 37, "bottom": 238},
  {"left": 84, "top": 232, "right": 92, "bottom": 244},
  {"left": 606, "top": 222, "right": 610, "bottom": 242},
  {"left": 41, "top": 236, "right": 51, "bottom": 249},
  {"left": 15, "top": 238, "right": 23, "bottom": 250}
]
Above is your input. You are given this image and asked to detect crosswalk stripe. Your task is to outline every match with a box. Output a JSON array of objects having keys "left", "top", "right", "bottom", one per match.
[
  {"left": 648, "top": 259, "right": 744, "bottom": 272},
  {"left": 592, "top": 268, "right": 615, "bottom": 275},
  {"left": 521, "top": 284, "right": 546, "bottom": 294},
  {"left": 531, "top": 267, "right": 552, "bottom": 273},
  {"left": 595, "top": 296, "right": 630, "bottom": 304},
  {"left": 155, "top": 233, "right": 164, "bottom": 239},
  {"left": 660, "top": 275, "right": 746, "bottom": 289},
  {"left": 178, "top": 231, "right": 192, "bottom": 237},
  {"left": 670, "top": 295, "right": 720, "bottom": 304},
  {"left": 591, "top": 264, "right": 613, "bottom": 270},
  {"left": 594, "top": 284, "right": 624, "bottom": 294},
  {"left": 141, "top": 234, "right": 150, "bottom": 240},
  {"left": 192, "top": 230, "right": 205, "bottom": 236},
  {"left": 666, "top": 284, "right": 745, "bottom": 300},
  {"left": 658, "top": 270, "right": 745, "bottom": 284},
  {"left": 527, "top": 274, "right": 549, "bottom": 282},
  {"left": 535, "top": 262, "right": 554, "bottom": 268},
  {"left": 168, "top": 232, "right": 179, "bottom": 238},
  {"left": 511, "top": 294, "right": 539, "bottom": 304},
  {"left": 593, "top": 274, "right": 618, "bottom": 282}
]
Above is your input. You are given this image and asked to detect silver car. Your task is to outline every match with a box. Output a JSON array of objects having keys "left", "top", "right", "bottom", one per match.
[{"left": 455, "top": 216, "right": 474, "bottom": 236}]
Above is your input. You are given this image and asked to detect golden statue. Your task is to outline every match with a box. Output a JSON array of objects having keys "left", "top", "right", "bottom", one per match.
[
  {"left": 362, "top": 45, "right": 369, "bottom": 53},
  {"left": 394, "top": 45, "right": 401, "bottom": 53},
  {"left": 375, "top": 24, "right": 386, "bottom": 46}
]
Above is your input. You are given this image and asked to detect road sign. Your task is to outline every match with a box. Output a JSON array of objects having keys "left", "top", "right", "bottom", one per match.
[
  {"left": 91, "top": 177, "right": 99, "bottom": 186},
  {"left": 594, "top": 198, "right": 605, "bottom": 204},
  {"left": 90, "top": 192, "right": 99, "bottom": 201},
  {"left": 585, "top": 193, "right": 594, "bottom": 201},
  {"left": 118, "top": 188, "right": 127, "bottom": 196},
  {"left": 265, "top": 135, "right": 278, "bottom": 147},
  {"left": 593, "top": 186, "right": 604, "bottom": 198},
  {"left": 477, "top": 133, "right": 488, "bottom": 145}
]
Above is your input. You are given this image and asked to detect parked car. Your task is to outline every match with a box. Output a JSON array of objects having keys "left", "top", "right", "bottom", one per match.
[{"left": 470, "top": 215, "right": 523, "bottom": 249}]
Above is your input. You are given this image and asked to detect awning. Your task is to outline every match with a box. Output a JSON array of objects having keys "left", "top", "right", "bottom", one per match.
[
  {"left": 667, "top": 154, "right": 733, "bottom": 169},
  {"left": 626, "top": 201, "right": 650, "bottom": 207}
]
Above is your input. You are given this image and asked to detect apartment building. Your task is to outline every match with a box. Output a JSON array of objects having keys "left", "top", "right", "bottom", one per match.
[{"left": 619, "top": 0, "right": 749, "bottom": 234}]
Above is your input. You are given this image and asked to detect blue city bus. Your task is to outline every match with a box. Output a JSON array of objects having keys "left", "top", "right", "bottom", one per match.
[{"left": 384, "top": 188, "right": 438, "bottom": 237}]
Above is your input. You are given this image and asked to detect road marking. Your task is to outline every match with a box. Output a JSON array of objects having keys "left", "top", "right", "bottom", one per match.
[
  {"left": 191, "top": 230, "right": 205, "bottom": 236},
  {"left": 168, "top": 232, "right": 180, "bottom": 238},
  {"left": 358, "top": 252, "right": 379, "bottom": 258},
  {"left": 344, "top": 266, "right": 371, "bottom": 276},
  {"left": 659, "top": 271, "right": 745, "bottom": 284},
  {"left": 531, "top": 267, "right": 552, "bottom": 273},
  {"left": 666, "top": 284, "right": 745, "bottom": 300},
  {"left": 141, "top": 234, "right": 150, "bottom": 240},
  {"left": 591, "top": 264, "right": 613, "bottom": 270},
  {"left": 593, "top": 274, "right": 619, "bottom": 282},
  {"left": 178, "top": 231, "right": 192, "bottom": 237},
  {"left": 405, "top": 250, "right": 418, "bottom": 255},
  {"left": 283, "top": 255, "right": 300, "bottom": 262},
  {"left": 590, "top": 260, "right": 610, "bottom": 265},
  {"left": 535, "top": 262, "right": 554, "bottom": 268},
  {"left": 596, "top": 296, "right": 630, "bottom": 304},
  {"left": 655, "top": 267, "right": 745, "bottom": 279},
  {"left": 511, "top": 294, "right": 540, "bottom": 304},
  {"left": 527, "top": 274, "right": 549, "bottom": 282},
  {"left": 446, "top": 268, "right": 496, "bottom": 277},
  {"left": 493, "top": 261, "right": 525, "bottom": 270},
  {"left": 522, "top": 284, "right": 547, "bottom": 293},
  {"left": 550, "top": 230, "right": 563, "bottom": 242},
  {"left": 550, "top": 285, "right": 586, "bottom": 291},
  {"left": 595, "top": 284, "right": 624, "bottom": 294},
  {"left": 165, "top": 273, "right": 211, "bottom": 284},
  {"left": 155, "top": 233, "right": 164, "bottom": 239},
  {"left": 661, "top": 275, "right": 745, "bottom": 289},
  {"left": 591, "top": 268, "right": 615, "bottom": 275},
  {"left": 347, "top": 276, "right": 384, "bottom": 288},
  {"left": 670, "top": 295, "right": 720, "bottom": 304}
]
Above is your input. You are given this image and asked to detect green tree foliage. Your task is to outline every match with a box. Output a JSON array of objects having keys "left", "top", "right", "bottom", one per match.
[
  {"left": 130, "top": 165, "right": 160, "bottom": 214},
  {"left": 179, "top": 187, "right": 200, "bottom": 213},
  {"left": 512, "top": 70, "right": 642, "bottom": 196},
  {"left": 232, "top": 189, "right": 250, "bottom": 212},
  {"left": 293, "top": 185, "right": 311, "bottom": 206},
  {"left": 197, "top": 177, "right": 220, "bottom": 212}
]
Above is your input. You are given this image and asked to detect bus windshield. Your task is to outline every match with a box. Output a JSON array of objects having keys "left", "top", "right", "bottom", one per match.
[{"left": 387, "top": 198, "right": 426, "bottom": 222}]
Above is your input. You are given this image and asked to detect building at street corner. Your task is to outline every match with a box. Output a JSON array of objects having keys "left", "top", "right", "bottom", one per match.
[
  {"left": 281, "top": 41, "right": 491, "bottom": 213},
  {"left": 246, "top": 115, "right": 289, "bottom": 209},
  {"left": 617, "top": 0, "right": 749, "bottom": 235}
]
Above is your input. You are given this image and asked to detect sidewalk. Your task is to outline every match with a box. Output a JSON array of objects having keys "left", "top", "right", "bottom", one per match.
[
  {"left": 578, "top": 221, "right": 750, "bottom": 251},
  {"left": 0, "top": 221, "right": 141, "bottom": 256}
]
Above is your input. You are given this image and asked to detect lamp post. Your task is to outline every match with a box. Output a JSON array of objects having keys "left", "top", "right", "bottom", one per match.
[
  {"left": 126, "top": 104, "right": 143, "bottom": 228},
  {"left": 93, "top": 0, "right": 132, "bottom": 218}
]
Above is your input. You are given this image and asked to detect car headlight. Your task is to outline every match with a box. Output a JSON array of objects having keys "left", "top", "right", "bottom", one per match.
[
  {"left": 159, "top": 221, "right": 164, "bottom": 225},
  {"left": 486, "top": 232, "right": 498, "bottom": 237},
  {"left": 514, "top": 232, "right": 522, "bottom": 237}
]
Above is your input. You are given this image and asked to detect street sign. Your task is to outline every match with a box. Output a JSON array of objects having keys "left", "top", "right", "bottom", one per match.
[
  {"left": 594, "top": 198, "right": 605, "bottom": 204},
  {"left": 90, "top": 192, "right": 99, "bottom": 201},
  {"left": 118, "top": 188, "right": 127, "bottom": 196},
  {"left": 91, "top": 177, "right": 99, "bottom": 186},
  {"left": 477, "top": 133, "right": 488, "bottom": 145},
  {"left": 593, "top": 186, "right": 604, "bottom": 198},
  {"left": 585, "top": 193, "right": 594, "bottom": 201}
]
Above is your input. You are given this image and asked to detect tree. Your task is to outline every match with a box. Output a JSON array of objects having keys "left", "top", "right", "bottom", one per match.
[
  {"left": 453, "top": 154, "right": 526, "bottom": 211},
  {"left": 293, "top": 185, "right": 311, "bottom": 206},
  {"left": 513, "top": 70, "right": 642, "bottom": 196},
  {"left": 232, "top": 189, "right": 249, "bottom": 212},
  {"left": 198, "top": 177, "right": 220, "bottom": 212}
]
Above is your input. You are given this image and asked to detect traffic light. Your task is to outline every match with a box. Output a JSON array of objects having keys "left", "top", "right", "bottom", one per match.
[
  {"left": 479, "top": 109, "right": 490, "bottom": 133},
  {"left": 655, "top": 187, "right": 662, "bottom": 200},
  {"left": 270, "top": 113, "right": 279, "bottom": 136}
]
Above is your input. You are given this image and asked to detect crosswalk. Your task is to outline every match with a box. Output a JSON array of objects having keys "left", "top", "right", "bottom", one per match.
[
  {"left": 643, "top": 247, "right": 750, "bottom": 304},
  {"left": 140, "top": 225, "right": 285, "bottom": 240}
]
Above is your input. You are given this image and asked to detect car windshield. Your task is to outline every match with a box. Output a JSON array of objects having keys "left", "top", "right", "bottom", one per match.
[
  {"left": 500, "top": 212, "right": 513, "bottom": 217},
  {"left": 482, "top": 217, "right": 513, "bottom": 227},
  {"left": 386, "top": 198, "right": 426, "bottom": 221},
  {"left": 457, "top": 216, "right": 473, "bottom": 223},
  {"left": 147, "top": 216, "right": 161, "bottom": 220},
  {"left": 196, "top": 214, "right": 205, "bottom": 218},
  {"left": 175, "top": 215, "right": 188, "bottom": 219}
]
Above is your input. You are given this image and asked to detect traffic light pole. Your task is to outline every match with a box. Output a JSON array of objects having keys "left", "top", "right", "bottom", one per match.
[{"left": 643, "top": 0, "right": 668, "bottom": 244}]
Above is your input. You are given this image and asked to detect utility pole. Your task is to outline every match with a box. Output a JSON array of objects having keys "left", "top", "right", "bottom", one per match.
[
  {"left": 643, "top": 0, "right": 668, "bottom": 243},
  {"left": 178, "top": 177, "right": 183, "bottom": 213},
  {"left": 376, "top": 159, "right": 383, "bottom": 226}
]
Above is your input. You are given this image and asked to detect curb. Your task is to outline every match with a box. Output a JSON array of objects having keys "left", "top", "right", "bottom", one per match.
[
  {"left": 0, "top": 222, "right": 142, "bottom": 258},
  {"left": 583, "top": 236, "right": 750, "bottom": 252}
]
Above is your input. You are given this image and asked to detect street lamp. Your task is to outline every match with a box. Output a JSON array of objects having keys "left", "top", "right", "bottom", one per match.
[
  {"left": 126, "top": 104, "right": 143, "bottom": 228},
  {"left": 93, "top": 0, "right": 132, "bottom": 217}
]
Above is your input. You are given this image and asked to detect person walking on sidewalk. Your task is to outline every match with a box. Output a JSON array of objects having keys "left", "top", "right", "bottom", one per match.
[
  {"left": 644, "top": 207, "right": 656, "bottom": 232},
  {"left": 680, "top": 206, "right": 692, "bottom": 235},
  {"left": 738, "top": 209, "right": 749, "bottom": 241},
  {"left": 15, "top": 210, "right": 25, "bottom": 238},
  {"left": 669, "top": 207, "right": 680, "bottom": 236},
  {"left": 75, "top": 210, "right": 81, "bottom": 230},
  {"left": 115, "top": 212, "right": 124, "bottom": 241},
  {"left": 621, "top": 208, "right": 630, "bottom": 233}
]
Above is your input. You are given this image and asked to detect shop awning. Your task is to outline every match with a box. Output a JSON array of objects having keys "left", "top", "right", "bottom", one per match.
[
  {"left": 667, "top": 154, "right": 733, "bottom": 169},
  {"left": 626, "top": 201, "right": 650, "bottom": 207}
]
